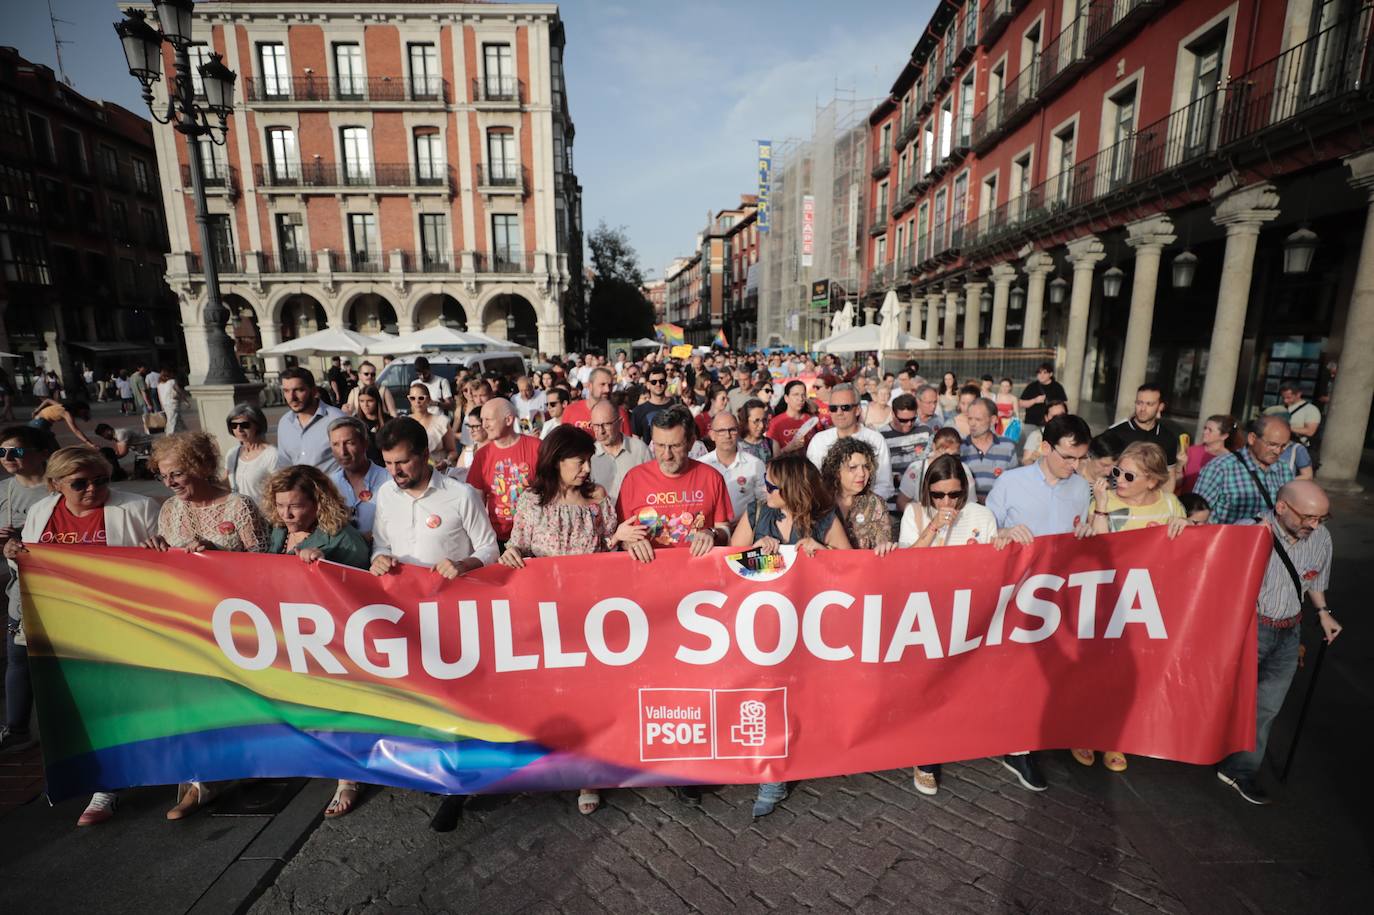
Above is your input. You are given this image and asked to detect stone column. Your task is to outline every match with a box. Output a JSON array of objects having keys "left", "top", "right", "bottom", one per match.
[
  {"left": 1117, "top": 215, "right": 1176, "bottom": 422},
  {"left": 943, "top": 285, "right": 961, "bottom": 349},
  {"left": 1021, "top": 251, "right": 1054, "bottom": 349},
  {"left": 1062, "top": 235, "right": 1105, "bottom": 413},
  {"left": 988, "top": 262, "right": 1017, "bottom": 347},
  {"left": 906, "top": 297, "right": 922, "bottom": 338},
  {"left": 1197, "top": 181, "right": 1280, "bottom": 434},
  {"left": 1318, "top": 152, "right": 1374, "bottom": 491},
  {"left": 538, "top": 321, "right": 564, "bottom": 357},
  {"left": 256, "top": 318, "right": 285, "bottom": 381},
  {"left": 925, "top": 291, "right": 942, "bottom": 346},
  {"left": 963, "top": 279, "right": 987, "bottom": 350}
]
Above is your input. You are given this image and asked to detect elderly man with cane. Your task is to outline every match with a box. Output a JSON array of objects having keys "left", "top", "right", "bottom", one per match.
[{"left": 1217, "top": 480, "right": 1340, "bottom": 806}]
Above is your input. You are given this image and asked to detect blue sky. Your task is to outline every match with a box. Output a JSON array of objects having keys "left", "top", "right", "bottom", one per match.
[{"left": 12, "top": 0, "right": 932, "bottom": 276}]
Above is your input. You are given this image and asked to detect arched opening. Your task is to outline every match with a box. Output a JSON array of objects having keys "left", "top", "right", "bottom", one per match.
[
  {"left": 278, "top": 294, "right": 328, "bottom": 368},
  {"left": 414, "top": 293, "right": 468, "bottom": 329},
  {"left": 226, "top": 294, "right": 263, "bottom": 379},
  {"left": 482, "top": 292, "right": 538, "bottom": 350},
  {"left": 345, "top": 293, "right": 399, "bottom": 335}
]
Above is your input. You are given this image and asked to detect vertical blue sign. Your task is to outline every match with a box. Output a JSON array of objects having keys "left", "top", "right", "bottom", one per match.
[{"left": 757, "top": 140, "right": 771, "bottom": 233}]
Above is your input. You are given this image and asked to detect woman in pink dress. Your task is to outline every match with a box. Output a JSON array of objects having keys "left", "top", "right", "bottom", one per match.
[{"left": 1180, "top": 414, "right": 1241, "bottom": 492}]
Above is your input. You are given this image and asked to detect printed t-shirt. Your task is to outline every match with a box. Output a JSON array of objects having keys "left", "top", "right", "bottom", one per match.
[
  {"left": 615, "top": 459, "right": 732, "bottom": 548},
  {"left": 466, "top": 435, "right": 542, "bottom": 540},
  {"left": 41, "top": 501, "right": 107, "bottom": 545},
  {"left": 767, "top": 412, "right": 822, "bottom": 450},
  {"left": 1098, "top": 491, "right": 1185, "bottom": 532},
  {"left": 561, "top": 399, "right": 632, "bottom": 435}
]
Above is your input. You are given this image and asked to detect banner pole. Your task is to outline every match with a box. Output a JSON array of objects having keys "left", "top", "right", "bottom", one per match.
[{"left": 1277, "top": 636, "right": 1328, "bottom": 783}]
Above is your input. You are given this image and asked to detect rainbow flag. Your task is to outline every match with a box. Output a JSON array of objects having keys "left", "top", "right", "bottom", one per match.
[
  {"left": 654, "top": 323, "right": 684, "bottom": 345},
  {"left": 713, "top": 329, "right": 729, "bottom": 349}
]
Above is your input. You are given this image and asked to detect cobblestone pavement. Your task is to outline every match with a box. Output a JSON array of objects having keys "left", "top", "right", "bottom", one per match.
[{"left": 253, "top": 758, "right": 1190, "bottom": 915}]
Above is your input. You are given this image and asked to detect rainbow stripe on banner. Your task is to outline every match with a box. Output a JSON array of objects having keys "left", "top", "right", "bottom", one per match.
[
  {"left": 654, "top": 323, "right": 685, "bottom": 346},
  {"left": 713, "top": 329, "right": 729, "bottom": 349}
]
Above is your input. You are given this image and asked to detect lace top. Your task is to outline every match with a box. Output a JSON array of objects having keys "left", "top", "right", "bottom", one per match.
[
  {"left": 506, "top": 490, "right": 618, "bottom": 558},
  {"left": 835, "top": 491, "right": 892, "bottom": 549},
  {"left": 158, "top": 492, "right": 269, "bottom": 553}
]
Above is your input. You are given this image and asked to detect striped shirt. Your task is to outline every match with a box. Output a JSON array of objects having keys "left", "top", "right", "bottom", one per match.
[
  {"left": 1242, "top": 513, "right": 1331, "bottom": 620},
  {"left": 960, "top": 433, "right": 1019, "bottom": 503},
  {"left": 878, "top": 421, "right": 934, "bottom": 509},
  {"left": 1193, "top": 449, "right": 1295, "bottom": 525}
]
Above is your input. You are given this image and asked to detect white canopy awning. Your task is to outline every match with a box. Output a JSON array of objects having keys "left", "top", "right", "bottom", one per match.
[
  {"left": 366, "top": 325, "right": 486, "bottom": 355},
  {"left": 816, "top": 323, "right": 931, "bottom": 354},
  {"left": 258, "top": 327, "right": 381, "bottom": 356}
]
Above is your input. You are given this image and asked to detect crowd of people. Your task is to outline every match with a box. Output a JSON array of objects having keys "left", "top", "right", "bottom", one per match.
[{"left": 0, "top": 346, "right": 1342, "bottom": 830}]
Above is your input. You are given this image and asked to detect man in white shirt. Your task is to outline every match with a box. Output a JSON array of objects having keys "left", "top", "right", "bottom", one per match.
[
  {"left": 540, "top": 387, "right": 568, "bottom": 439},
  {"left": 369, "top": 416, "right": 499, "bottom": 581},
  {"left": 806, "top": 383, "right": 894, "bottom": 501},
  {"left": 589, "top": 400, "right": 651, "bottom": 502},
  {"left": 511, "top": 375, "right": 547, "bottom": 435},
  {"left": 699, "top": 410, "right": 765, "bottom": 522},
  {"left": 412, "top": 357, "right": 454, "bottom": 414}
]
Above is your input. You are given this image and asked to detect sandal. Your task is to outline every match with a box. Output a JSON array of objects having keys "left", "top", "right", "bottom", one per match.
[
  {"left": 167, "top": 781, "right": 216, "bottom": 820},
  {"left": 1071, "top": 748, "right": 1096, "bottom": 767},
  {"left": 1103, "top": 751, "right": 1128, "bottom": 772},
  {"left": 576, "top": 790, "right": 601, "bottom": 815},
  {"left": 325, "top": 781, "right": 360, "bottom": 818}
]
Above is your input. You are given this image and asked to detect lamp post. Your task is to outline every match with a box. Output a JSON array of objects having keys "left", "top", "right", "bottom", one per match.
[
  {"left": 115, "top": 1, "right": 246, "bottom": 387},
  {"left": 116, "top": 1, "right": 259, "bottom": 458}
]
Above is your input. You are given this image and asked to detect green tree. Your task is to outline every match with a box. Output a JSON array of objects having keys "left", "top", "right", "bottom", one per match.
[{"left": 587, "top": 222, "right": 654, "bottom": 350}]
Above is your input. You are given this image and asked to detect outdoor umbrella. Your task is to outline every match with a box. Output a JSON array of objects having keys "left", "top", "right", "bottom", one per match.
[
  {"left": 367, "top": 325, "right": 486, "bottom": 355},
  {"left": 258, "top": 327, "right": 382, "bottom": 356}
]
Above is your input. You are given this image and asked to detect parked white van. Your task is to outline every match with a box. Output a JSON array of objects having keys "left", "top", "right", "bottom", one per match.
[{"left": 376, "top": 352, "right": 526, "bottom": 413}]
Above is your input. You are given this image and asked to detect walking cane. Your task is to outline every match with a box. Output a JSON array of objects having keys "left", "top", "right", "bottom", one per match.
[{"left": 1277, "top": 635, "right": 1329, "bottom": 784}]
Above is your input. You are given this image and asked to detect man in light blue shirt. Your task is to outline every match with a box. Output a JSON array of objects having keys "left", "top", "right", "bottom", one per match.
[
  {"left": 987, "top": 413, "right": 1095, "bottom": 537},
  {"left": 327, "top": 416, "right": 390, "bottom": 538},
  {"left": 276, "top": 367, "right": 346, "bottom": 474}
]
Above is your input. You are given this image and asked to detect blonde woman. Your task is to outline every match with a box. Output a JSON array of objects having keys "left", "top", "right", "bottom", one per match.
[
  {"left": 262, "top": 464, "right": 369, "bottom": 817},
  {"left": 405, "top": 382, "right": 458, "bottom": 469},
  {"left": 4, "top": 446, "right": 159, "bottom": 826},
  {"left": 864, "top": 381, "right": 894, "bottom": 429}
]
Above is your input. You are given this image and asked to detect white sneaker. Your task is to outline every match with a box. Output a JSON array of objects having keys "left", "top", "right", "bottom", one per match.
[{"left": 77, "top": 791, "right": 117, "bottom": 826}]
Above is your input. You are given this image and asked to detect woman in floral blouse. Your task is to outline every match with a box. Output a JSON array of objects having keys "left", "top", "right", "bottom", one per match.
[
  {"left": 143, "top": 431, "right": 267, "bottom": 820},
  {"left": 820, "top": 437, "right": 895, "bottom": 553},
  {"left": 499, "top": 425, "right": 646, "bottom": 814}
]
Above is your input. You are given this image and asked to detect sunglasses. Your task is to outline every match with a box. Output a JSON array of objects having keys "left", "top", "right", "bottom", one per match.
[
  {"left": 0, "top": 447, "right": 26, "bottom": 459},
  {"left": 891, "top": 414, "right": 917, "bottom": 425},
  {"left": 465, "top": 424, "right": 483, "bottom": 432},
  {"left": 68, "top": 476, "right": 111, "bottom": 492},
  {"left": 647, "top": 378, "right": 666, "bottom": 385},
  {"left": 831, "top": 403, "right": 858, "bottom": 413},
  {"left": 1110, "top": 466, "right": 1138, "bottom": 484},
  {"left": 930, "top": 488, "right": 965, "bottom": 502},
  {"left": 763, "top": 478, "right": 779, "bottom": 493},
  {"left": 547, "top": 400, "right": 563, "bottom": 407},
  {"left": 229, "top": 421, "right": 254, "bottom": 430}
]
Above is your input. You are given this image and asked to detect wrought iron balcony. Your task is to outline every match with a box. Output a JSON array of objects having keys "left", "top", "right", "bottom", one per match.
[
  {"left": 1037, "top": 14, "right": 1087, "bottom": 99},
  {"left": 399, "top": 251, "right": 455, "bottom": 273},
  {"left": 261, "top": 251, "right": 313, "bottom": 274},
  {"left": 243, "top": 75, "right": 449, "bottom": 104},
  {"left": 347, "top": 252, "right": 386, "bottom": 274},
  {"left": 979, "top": 0, "right": 1015, "bottom": 47},
  {"left": 182, "top": 163, "right": 239, "bottom": 199},
  {"left": 476, "top": 164, "right": 528, "bottom": 194},
  {"left": 871, "top": 153, "right": 892, "bottom": 179},
  {"left": 474, "top": 251, "right": 535, "bottom": 274},
  {"left": 252, "top": 162, "right": 454, "bottom": 192},
  {"left": 472, "top": 77, "right": 525, "bottom": 105},
  {"left": 1084, "top": 0, "right": 1165, "bottom": 59},
  {"left": 868, "top": 206, "right": 888, "bottom": 236}
]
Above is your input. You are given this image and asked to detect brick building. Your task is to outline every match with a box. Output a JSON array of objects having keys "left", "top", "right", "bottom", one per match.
[
  {"left": 641, "top": 278, "right": 666, "bottom": 323},
  {"left": 862, "top": 0, "right": 1374, "bottom": 489},
  {"left": 0, "top": 46, "right": 178, "bottom": 391},
  {"left": 150, "top": 0, "right": 583, "bottom": 378},
  {"left": 662, "top": 196, "right": 758, "bottom": 347}
]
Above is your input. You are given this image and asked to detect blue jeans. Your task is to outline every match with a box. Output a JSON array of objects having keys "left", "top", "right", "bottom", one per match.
[
  {"left": 6, "top": 622, "right": 32, "bottom": 733},
  {"left": 1219, "top": 625, "right": 1300, "bottom": 780}
]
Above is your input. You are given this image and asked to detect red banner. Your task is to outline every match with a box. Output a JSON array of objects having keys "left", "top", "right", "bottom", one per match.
[{"left": 21, "top": 525, "right": 1268, "bottom": 797}]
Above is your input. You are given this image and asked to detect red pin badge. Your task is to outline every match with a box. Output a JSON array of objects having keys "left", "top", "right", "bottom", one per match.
[
  {"left": 217, "top": 521, "right": 236, "bottom": 535},
  {"left": 426, "top": 515, "right": 442, "bottom": 529},
  {"left": 359, "top": 490, "right": 373, "bottom": 502}
]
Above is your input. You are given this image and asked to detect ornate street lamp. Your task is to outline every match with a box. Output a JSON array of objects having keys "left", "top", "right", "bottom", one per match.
[
  {"left": 115, "top": 3, "right": 246, "bottom": 386},
  {"left": 1010, "top": 285, "right": 1026, "bottom": 310},
  {"left": 1282, "top": 226, "right": 1319, "bottom": 275},
  {"left": 1048, "top": 276, "right": 1067, "bottom": 306},
  {"left": 1171, "top": 249, "right": 1198, "bottom": 289},
  {"left": 979, "top": 288, "right": 992, "bottom": 313},
  {"left": 1101, "top": 265, "right": 1125, "bottom": 298}
]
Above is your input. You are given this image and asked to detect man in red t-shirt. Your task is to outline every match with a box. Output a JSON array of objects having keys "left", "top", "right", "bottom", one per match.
[
  {"left": 465, "top": 398, "right": 541, "bottom": 541},
  {"left": 561, "top": 366, "right": 632, "bottom": 435},
  {"left": 616, "top": 404, "right": 731, "bottom": 560}
]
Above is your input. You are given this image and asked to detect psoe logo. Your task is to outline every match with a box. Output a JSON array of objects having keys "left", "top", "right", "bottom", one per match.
[
  {"left": 731, "top": 700, "right": 768, "bottom": 747},
  {"left": 715, "top": 688, "right": 788, "bottom": 760}
]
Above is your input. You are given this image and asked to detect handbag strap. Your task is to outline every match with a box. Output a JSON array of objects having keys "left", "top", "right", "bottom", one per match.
[
  {"left": 1268, "top": 522, "right": 1306, "bottom": 607},
  {"left": 1238, "top": 452, "right": 1277, "bottom": 512}
]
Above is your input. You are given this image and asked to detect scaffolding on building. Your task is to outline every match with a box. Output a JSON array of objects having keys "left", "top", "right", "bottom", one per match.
[{"left": 758, "top": 92, "right": 877, "bottom": 350}]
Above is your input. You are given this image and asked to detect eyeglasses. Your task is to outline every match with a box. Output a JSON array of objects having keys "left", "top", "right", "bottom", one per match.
[
  {"left": 1288, "top": 509, "right": 1330, "bottom": 525},
  {"left": 1110, "top": 466, "right": 1138, "bottom": 484},
  {"left": 590, "top": 421, "right": 618, "bottom": 431},
  {"left": 157, "top": 470, "right": 187, "bottom": 484},
  {"left": 1052, "top": 447, "right": 1086, "bottom": 465},
  {"left": 465, "top": 424, "right": 483, "bottom": 432},
  {"left": 930, "top": 488, "right": 965, "bottom": 502},
  {"left": 0, "top": 447, "right": 26, "bottom": 459},
  {"left": 891, "top": 414, "right": 917, "bottom": 426},
  {"left": 764, "top": 478, "right": 779, "bottom": 493},
  {"left": 1257, "top": 438, "right": 1289, "bottom": 451},
  {"left": 68, "top": 475, "right": 111, "bottom": 492},
  {"left": 831, "top": 403, "right": 859, "bottom": 413},
  {"left": 229, "top": 421, "right": 254, "bottom": 430}
]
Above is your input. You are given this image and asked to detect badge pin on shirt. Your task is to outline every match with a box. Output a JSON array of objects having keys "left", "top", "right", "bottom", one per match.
[{"left": 426, "top": 515, "right": 442, "bottom": 529}]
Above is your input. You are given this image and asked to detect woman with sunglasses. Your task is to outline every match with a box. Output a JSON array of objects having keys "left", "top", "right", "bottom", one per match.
[
  {"left": 821, "top": 437, "right": 895, "bottom": 554},
  {"left": 143, "top": 432, "right": 267, "bottom": 820},
  {"left": 1075, "top": 441, "right": 1188, "bottom": 774},
  {"left": 737, "top": 398, "right": 776, "bottom": 463},
  {"left": 224, "top": 403, "right": 277, "bottom": 505},
  {"left": 405, "top": 382, "right": 458, "bottom": 471},
  {"left": 4, "top": 446, "right": 159, "bottom": 825},
  {"left": 729, "top": 452, "right": 850, "bottom": 818}
]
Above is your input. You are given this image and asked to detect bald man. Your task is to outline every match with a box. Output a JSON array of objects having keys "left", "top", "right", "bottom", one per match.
[
  {"left": 561, "top": 366, "right": 632, "bottom": 435},
  {"left": 1217, "top": 479, "right": 1338, "bottom": 806},
  {"left": 589, "top": 399, "right": 651, "bottom": 502},
  {"left": 465, "top": 397, "right": 542, "bottom": 541}
]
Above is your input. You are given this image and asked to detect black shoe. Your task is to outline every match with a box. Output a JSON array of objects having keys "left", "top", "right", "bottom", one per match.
[
  {"left": 672, "top": 786, "right": 702, "bottom": 805},
  {"left": 429, "top": 795, "right": 465, "bottom": 832},
  {"left": 0, "top": 727, "right": 35, "bottom": 754},
  {"left": 1216, "top": 770, "right": 1271, "bottom": 805},
  {"left": 1000, "top": 754, "right": 1048, "bottom": 791}
]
